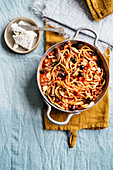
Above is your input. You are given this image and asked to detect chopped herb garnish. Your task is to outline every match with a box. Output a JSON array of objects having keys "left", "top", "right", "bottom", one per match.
[
  {"left": 71, "top": 57, "right": 75, "bottom": 61},
  {"left": 75, "top": 82, "right": 78, "bottom": 86},
  {"left": 45, "top": 90, "right": 48, "bottom": 96},
  {"left": 85, "top": 97, "right": 92, "bottom": 104},
  {"left": 62, "top": 88, "right": 65, "bottom": 92},
  {"left": 51, "top": 61, "right": 58, "bottom": 67},
  {"left": 71, "top": 57, "right": 76, "bottom": 63},
  {"left": 40, "top": 68, "right": 45, "bottom": 74}
]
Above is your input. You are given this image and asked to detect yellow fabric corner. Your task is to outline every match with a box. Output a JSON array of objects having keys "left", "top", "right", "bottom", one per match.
[
  {"left": 44, "top": 25, "right": 110, "bottom": 148},
  {"left": 86, "top": 0, "right": 113, "bottom": 21}
]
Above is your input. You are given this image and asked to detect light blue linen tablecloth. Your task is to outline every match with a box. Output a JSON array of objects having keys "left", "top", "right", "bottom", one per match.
[{"left": 0, "top": 0, "right": 113, "bottom": 169}]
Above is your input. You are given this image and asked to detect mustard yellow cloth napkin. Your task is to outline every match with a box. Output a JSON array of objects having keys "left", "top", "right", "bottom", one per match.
[
  {"left": 44, "top": 27, "right": 110, "bottom": 148},
  {"left": 86, "top": 0, "right": 113, "bottom": 21}
]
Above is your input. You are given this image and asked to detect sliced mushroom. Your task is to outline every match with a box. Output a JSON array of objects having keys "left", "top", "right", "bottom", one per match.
[
  {"left": 71, "top": 47, "right": 79, "bottom": 54},
  {"left": 56, "top": 48, "right": 61, "bottom": 62},
  {"left": 51, "top": 86, "right": 55, "bottom": 96}
]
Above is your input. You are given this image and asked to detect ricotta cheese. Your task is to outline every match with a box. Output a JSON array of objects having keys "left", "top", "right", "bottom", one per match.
[{"left": 11, "top": 21, "right": 37, "bottom": 50}]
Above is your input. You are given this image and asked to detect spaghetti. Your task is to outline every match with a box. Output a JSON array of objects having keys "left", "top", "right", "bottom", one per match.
[{"left": 39, "top": 42, "right": 106, "bottom": 111}]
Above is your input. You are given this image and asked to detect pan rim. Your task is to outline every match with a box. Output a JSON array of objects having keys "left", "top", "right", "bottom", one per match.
[{"left": 37, "top": 39, "right": 109, "bottom": 113}]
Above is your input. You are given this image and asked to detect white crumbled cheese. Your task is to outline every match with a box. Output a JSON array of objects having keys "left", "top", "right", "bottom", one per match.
[
  {"left": 18, "top": 20, "right": 26, "bottom": 26},
  {"left": 11, "top": 22, "right": 26, "bottom": 35},
  {"left": 97, "top": 68, "right": 101, "bottom": 72},
  {"left": 46, "top": 72, "right": 51, "bottom": 80},
  {"left": 92, "top": 67, "right": 96, "bottom": 71},
  {"left": 89, "top": 101, "right": 94, "bottom": 107},
  {"left": 43, "top": 86, "right": 47, "bottom": 92},
  {"left": 13, "top": 44, "right": 18, "bottom": 50},
  {"left": 11, "top": 21, "right": 37, "bottom": 50},
  {"left": 12, "top": 31, "right": 37, "bottom": 50}
]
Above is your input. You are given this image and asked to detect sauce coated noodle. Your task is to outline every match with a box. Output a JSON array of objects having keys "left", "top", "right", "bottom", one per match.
[{"left": 39, "top": 42, "right": 106, "bottom": 111}]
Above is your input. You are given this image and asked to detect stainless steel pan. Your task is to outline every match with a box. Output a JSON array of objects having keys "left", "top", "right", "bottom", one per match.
[{"left": 37, "top": 27, "right": 109, "bottom": 126}]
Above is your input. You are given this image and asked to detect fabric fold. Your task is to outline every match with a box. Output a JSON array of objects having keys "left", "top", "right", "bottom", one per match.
[
  {"left": 86, "top": 0, "right": 113, "bottom": 21},
  {"left": 69, "top": 130, "right": 78, "bottom": 148}
]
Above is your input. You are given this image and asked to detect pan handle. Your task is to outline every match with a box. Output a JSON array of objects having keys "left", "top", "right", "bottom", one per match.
[
  {"left": 73, "top": 27, "right": 98, "bottom": 47},
  {"left": 46, "top": 102, "right": 80, "bottom": 126}
]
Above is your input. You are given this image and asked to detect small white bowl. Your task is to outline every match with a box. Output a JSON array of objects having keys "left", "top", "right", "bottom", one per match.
[{"left": 4, "top": 17, "right": 41, "bottom": 54}]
